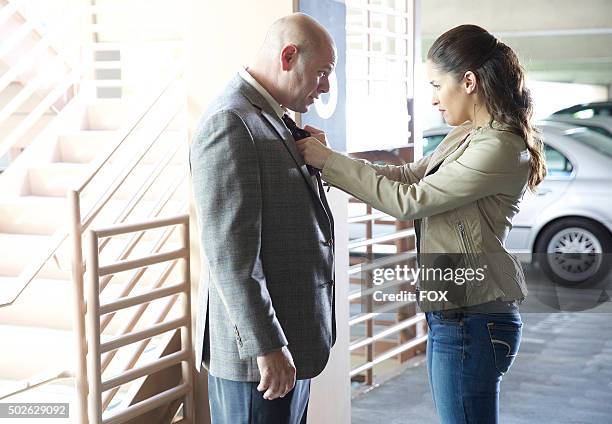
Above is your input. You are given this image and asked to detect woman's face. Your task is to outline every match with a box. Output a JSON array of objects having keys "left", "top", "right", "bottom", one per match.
[{"left": 426, "top": 60, "right": 472, "bottom": 126}]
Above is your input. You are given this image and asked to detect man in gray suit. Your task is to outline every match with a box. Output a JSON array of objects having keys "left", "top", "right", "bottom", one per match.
[{"left": 190, "top": 13, "right": 337, "bottom": 424}]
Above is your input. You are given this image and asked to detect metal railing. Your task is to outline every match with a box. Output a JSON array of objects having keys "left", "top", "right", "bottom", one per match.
[
  {"left": 0, "top": 71, "right": 188, "bottom": 424},
  {"left": 0, "top": 0, "right": 87, "bottom": 162},
  {"left": 347, "top": 150, "right": 428, "bottom": 392},
  {"left": 85, "top": 214, "right": 193, "bottom": 424},
  {"left": 1, "top": 2, "right": 192, "bottom": 422}
]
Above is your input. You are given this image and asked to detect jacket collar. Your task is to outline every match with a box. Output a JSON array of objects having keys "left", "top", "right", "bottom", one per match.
[{"left": 425, "top": 124, "right": 472, "bottom": 175}]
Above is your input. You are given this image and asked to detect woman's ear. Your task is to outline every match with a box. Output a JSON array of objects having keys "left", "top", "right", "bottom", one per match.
[{"left": 463, "top": 71, "right": 477, "bottom": 95}]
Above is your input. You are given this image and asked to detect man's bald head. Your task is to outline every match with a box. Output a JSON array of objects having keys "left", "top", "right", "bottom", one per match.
[
  {"left": 258, "top": 13, "right": 335, "bottom": 62},
  {"left": 248, "top": 13, "right": 336, "bottom": 113}
]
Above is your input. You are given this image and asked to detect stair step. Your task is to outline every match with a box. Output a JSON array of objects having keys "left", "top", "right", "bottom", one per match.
[
  {"left": 56, "top": 130, "right": 115, "bottom": 163},
  {"left": 82, "top": 99, "right": 129, "bottom": 130},
  {"left": 0, "top": 196, "right": 67, "bottom": 235},
  {"left": 0, "top": 233, "right": 50, "bottom": 275},
  {"left": 0, "top": 276, "right": 136, "bottom": 332},
  {"left": 0, "top": 113, "right": 55, "bottom": 149},
  {"left": 0, "top": 325, "right": 74, "bottom": 380},
  {"left": 81, "top": 163, "right": 188, "bottom": 202},
  {"left": 56, "top": 129, "right": 187, "bottom": 165},
  {"left": 26, "top": 162, "right": 92, "bottom": 197}
]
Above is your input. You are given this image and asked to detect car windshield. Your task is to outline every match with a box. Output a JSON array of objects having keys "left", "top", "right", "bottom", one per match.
[{"left": 564, "top": 128, "right": 612, "bottom": 159}]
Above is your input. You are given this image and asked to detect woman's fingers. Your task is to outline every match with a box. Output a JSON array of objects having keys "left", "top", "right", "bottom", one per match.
[
  {"left": 296, "top": 137, "right": 332, "bottom": 169},
  {"left": 311, "top": 133, "right": 327, "bottom": 145},
  {"left": 303, "top": 124, "right": 323, "bottom": 134}
]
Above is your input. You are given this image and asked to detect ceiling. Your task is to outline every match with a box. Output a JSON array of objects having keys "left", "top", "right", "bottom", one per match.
[{"left": 420, "top": 0, "right": 612, "bottom": 90}]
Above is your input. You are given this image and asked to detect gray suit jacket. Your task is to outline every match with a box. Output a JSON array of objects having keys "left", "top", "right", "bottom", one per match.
[{"left": 190, "top": 75, "right": 336, "bottom": 381}]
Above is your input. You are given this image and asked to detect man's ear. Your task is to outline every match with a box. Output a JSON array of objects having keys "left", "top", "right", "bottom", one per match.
[
  {"left": 463, "top": 70, "right": 478, "bottom": 95},
  {"left": 280, "top": 44, "right": 298, "bottom": 71}
]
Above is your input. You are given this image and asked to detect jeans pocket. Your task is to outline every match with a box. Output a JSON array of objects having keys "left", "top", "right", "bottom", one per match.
[
  {"left": 432, "top": 310, "right": 463, "bottom": 325},
  {"left": 486, "top": 321, "right": 522, "bottom": 375}
]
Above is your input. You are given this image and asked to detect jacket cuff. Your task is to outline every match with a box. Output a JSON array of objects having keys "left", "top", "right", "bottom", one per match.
[
  {"left": 321, "top": 151, "right": 348, "bottom": 184},
  {"left": 235, "top": 321, "right": 288, "bottom": 359}
]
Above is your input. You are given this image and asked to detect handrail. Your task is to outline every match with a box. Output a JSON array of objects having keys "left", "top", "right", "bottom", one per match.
[
  {"left": 350, "top": 313, "right": 425, "bottom": 352},
  {"left": 0, "top": 0, "right": 22, "bottom": 28},
  {"left": 0, "top": 7, "right": 80, "bottom": 94},
  {"left": 349, "top": 250, "right": 416, "bottom": 275},
  {"left": 77, "top": 68, "right": 182, "bottom": 194},
  {"left": 98, "top": 170, "right": 188, "bottom": 293},
  {"left": 347, "top": 211, "right": 390, "bottom": 223},
  {"left": 0, "top": 70, "right": 181, "bottom": 308},
  {"left": 86, "top": 215, "right": 193, "bottom": 423},
  {"left": 81, "top": 94, "right": 183, "bottom": 229},
  {"left": 0, "top": 64, "right": 83, "bottom": 160},
  {"left": 0, "top": 71, "right": 184, "bottom": 309},
  {"left": 348, "top": 188, "right": 425, "bottom": 389},
  {"left": 348, "top": 228, "right": 415, "bottom": 249},
  {"left": 0, "top": 367, "right": 73, "bottom": 400},
  {"left": 0, "top": 20, "right": 33, "bottom": 59},
  {"left": 0, "top": 1, "right": 86, "bottom": 160},
  {"left": 0, "top": 60, "right": 58, "bottom": 126},
  {"left": 350, "top": 334, "right": 428, "bottom": 377}
]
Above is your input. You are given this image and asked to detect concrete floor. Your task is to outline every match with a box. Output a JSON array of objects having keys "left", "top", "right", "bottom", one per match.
[{"left": 352, "top": 309, "right": 612, "bottom": 423}]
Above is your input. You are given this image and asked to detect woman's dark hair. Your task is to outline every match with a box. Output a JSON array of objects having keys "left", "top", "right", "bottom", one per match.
[{"left": 427, "top": 24, "right": 546, "bottom": 191}]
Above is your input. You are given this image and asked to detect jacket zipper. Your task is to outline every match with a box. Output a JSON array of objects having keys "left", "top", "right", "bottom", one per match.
[{"left": 457, "top": 222, "right": 478, "bottom": 271}]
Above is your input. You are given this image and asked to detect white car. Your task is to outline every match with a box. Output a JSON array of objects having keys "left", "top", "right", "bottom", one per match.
[
  {"left": 545, "top": 114, "right": 612, "bottom": 138},
  {"left": 422, "top": 121, "right": 612, "bottom": 285}
]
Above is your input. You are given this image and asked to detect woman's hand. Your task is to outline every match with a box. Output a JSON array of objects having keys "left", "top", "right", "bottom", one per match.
[
  {"left": 296, "top": 136, "right": 334, "bottom": 170},
  {"left": 303, "top": 125, "right": 327, "bottom": 146}
]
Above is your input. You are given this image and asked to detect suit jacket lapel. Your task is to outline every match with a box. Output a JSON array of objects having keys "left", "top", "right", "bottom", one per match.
[
  {"left": 259, "top": 109, "right": 318, "bottom": 193},
  {"left": 235, "top": 75, "right": 331, "bottom": 231}
]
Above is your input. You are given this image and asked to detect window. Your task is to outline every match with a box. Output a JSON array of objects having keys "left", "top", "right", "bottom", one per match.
[
  {"left": 422, "top": 134, "right": 445, "bottom": 156},
  {"left": 565, "top": 128, "right": 612, "bottom": 159},
  {"left": 544, "top": 145, "right": 573, "bottom": 176},
  {"left": 345, "top": 0, "right": 416, "bottom": 152}
]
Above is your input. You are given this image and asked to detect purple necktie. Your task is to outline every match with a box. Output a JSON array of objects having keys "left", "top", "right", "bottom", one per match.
[{"left": 282, "top": 114, "right": 320, "bottom": 176}]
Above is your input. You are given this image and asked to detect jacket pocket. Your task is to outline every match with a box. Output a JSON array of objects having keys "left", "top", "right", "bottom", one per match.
[{"left": 486, "top": 321, "right": 522, "bottom": 375}]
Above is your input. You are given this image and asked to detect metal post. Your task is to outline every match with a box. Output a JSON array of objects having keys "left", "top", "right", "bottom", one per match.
[
  {"left": 85, "top": 230, "right": 103, "bottom": 424},
  {"left": 69, "top": 190, "right": 89, "bottom": 424},
  {"left": 179, "top": 219, "right": 194, "bottom": 422}
]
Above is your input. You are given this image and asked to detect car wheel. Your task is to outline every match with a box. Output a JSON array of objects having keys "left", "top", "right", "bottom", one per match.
[{"left": 535, "top": 218, "right": 612, "bottom": 286}]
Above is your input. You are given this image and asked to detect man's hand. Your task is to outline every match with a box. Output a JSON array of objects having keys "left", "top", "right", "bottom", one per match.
[{"left": 256, "top": 346, "right": 296, "bottom": 400}]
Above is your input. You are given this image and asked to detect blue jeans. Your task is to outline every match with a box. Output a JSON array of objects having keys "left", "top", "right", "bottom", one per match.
[
  {"left": 425, "top": 305, "right": 522, "bottom": 424},
  {"left": 208, "top": 374, "right": 310, "bottom": 424}
]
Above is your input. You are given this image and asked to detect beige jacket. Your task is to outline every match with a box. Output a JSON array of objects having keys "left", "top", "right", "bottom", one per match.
[{"left": 322, "top": 123, "right": 531, "bottom": 311}]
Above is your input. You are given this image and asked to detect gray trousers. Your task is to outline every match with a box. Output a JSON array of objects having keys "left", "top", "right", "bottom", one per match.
[{"left": 208, "top": 374, "right": 310, "bottom": 424}]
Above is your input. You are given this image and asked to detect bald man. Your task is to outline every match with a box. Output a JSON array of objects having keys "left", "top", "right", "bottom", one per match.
[{"left": 190, "top": 13, "right": 337, "bottom": 423}]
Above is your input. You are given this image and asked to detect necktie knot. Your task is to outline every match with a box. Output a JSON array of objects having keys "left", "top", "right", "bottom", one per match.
[
  {"left": 282, "top": 114, "right": 319, "bottom": 176},
  {"left": 282, "top": 114, "right": 311, "bottom": 141}
]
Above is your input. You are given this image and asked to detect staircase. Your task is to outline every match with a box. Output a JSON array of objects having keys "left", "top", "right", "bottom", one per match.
[{"left": 0, "top": 1, "right": 193, "bottom": 423}]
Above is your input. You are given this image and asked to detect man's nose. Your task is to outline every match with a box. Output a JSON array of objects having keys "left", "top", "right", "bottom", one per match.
[
  {"left": 431, "top": 95, "right": 438, "bottom": 106},
  {"left": 319, "top": 77, "right": 330, "bottom": 94}
]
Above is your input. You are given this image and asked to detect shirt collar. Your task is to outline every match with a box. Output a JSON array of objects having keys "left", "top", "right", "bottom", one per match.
[{"left": 239, "top": 67, "right": 286, "bottom": 119}]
